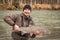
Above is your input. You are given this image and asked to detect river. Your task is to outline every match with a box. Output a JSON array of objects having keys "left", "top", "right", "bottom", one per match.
[{"left": 0, "top": 10, "right": 60, "bottom": 40}]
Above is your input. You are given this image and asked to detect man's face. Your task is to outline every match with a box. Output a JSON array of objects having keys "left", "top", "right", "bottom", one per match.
[{"left": 23, "top": 9, "right": 31, "bottom": 17}]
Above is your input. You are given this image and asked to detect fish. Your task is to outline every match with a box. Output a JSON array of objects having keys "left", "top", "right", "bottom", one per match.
[{"left": 19, "top": 26, "right": 40, "bottom": 34}]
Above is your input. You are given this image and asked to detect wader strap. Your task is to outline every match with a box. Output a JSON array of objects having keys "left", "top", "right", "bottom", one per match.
[
  {"left": 27, "top": 19, "right": 30, "bottom": 27},
  {"left": 21, "top": 16, "right": 24, "bottom": 26}
]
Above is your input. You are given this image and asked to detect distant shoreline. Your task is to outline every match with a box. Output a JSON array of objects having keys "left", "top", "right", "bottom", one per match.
[{"left": 0, "top": 3, "right": 60, "bottom": 10}]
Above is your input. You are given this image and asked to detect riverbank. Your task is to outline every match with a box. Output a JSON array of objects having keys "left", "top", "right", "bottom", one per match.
[{"left": 0, "top": 3, "right": 60, "bottom": 10}]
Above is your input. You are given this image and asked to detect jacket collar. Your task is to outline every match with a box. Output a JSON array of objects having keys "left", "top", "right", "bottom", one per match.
[{"left": 21, "top": 13, "right": 30, "bottom": 20}]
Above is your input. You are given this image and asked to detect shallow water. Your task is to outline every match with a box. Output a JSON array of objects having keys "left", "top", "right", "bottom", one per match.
[{"left": 0, "top": 10, "right": 60, "bottom": 40}]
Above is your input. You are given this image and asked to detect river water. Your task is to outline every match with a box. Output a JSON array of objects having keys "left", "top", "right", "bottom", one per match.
[{"left": 0, "top": 10, "right": 60, "bottom": 40}]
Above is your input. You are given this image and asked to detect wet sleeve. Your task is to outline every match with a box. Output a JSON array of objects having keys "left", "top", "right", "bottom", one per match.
[{"left": 3, "top": 14, "right": 18, "bottom": 26}]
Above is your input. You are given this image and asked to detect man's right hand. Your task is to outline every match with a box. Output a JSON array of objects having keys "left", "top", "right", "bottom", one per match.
[{"left": 13, "top": 24, "right": 20, "bottom": 32}]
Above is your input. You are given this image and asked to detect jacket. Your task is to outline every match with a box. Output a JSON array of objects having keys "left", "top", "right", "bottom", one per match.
[{"left": 4, "top": 13, "right": 34, "bottom": 27}]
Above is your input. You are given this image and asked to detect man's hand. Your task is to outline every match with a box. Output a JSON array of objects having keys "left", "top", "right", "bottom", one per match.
[
  {"left": 33, "top": 30, "right": 40, "bottom": 35},
  {"left": 13, "top": 24, "right": 20, "bottom": 32}
]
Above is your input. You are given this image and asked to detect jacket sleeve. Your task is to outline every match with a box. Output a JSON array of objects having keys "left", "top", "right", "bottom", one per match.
[
  {"left": 30, "top": 17, "right": 35, "bottom": 26},
  {"left": 3, "top": 14, "right": 18, "bottom": 26}
]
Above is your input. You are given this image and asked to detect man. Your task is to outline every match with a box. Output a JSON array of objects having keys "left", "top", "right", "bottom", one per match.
[{"left": 4, "top": 5, "right": 37, "bottom": 40}]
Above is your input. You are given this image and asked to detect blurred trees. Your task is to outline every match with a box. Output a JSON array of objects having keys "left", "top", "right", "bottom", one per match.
[{"left": 0, "top": 0, "right": 60, "bottom": 9}]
